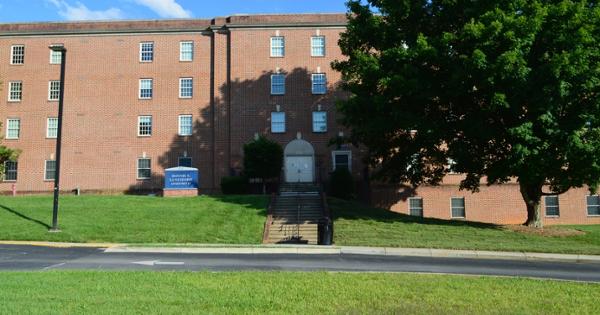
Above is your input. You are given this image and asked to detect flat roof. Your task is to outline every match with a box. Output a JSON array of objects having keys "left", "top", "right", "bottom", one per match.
[{"left": 0, "top": 14, "right": 347, "bottom": 36}]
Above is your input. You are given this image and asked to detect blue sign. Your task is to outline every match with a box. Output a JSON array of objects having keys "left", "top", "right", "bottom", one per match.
[{"left": 164, "top": 167, "right": 199, "bottom": 190}]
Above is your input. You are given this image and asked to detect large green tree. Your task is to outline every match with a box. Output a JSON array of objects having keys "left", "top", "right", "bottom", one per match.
[
  {"left": 334, "top": 0, "right": 600, "bottom": 227},
  {"left": 243, "top": 136, "right": 284, "bottom": 194}
]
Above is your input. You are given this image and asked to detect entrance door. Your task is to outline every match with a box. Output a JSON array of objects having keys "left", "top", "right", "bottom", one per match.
[{"left": 285, "top": 156, "right": 314, "bottom": 183}]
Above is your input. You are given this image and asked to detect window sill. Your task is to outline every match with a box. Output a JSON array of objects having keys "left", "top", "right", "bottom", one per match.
[
  {"left": 47, "top": 100, "right": 59, "bottom": 102},
  {"left": 46, "top": 137, "right": 58, "bottom": 140},
  {"left": 311, "top": 55, "right": 326, "bottom": 58},
  {"left": 179, "top": 96, "right": 193, "bottom": 99},
  {"left": 4, "top": 138, "right": 19, "bottom": 141},
  {"left": 138, "top": 98, "right": 153, "bottom": 100},
  {"left": 43, "top": 180, "right": 55, "bottom": 182},
  {"left": 179, "top": 60, "right": 193, "bottom": 62},
  {"left": 587, "top": 214, "right": 600, "bottom": 217},
  {"left": 451, "top": 217, "right": 466, "bottom": 220},
  {"left": 545, "top": 215, "right": 560, "bottom": 218},
  {"left": 7, "top": 100, "right": 21, "bottom": 103},
  {"left": 137, "top": 135, "right": 152, "bottom": 138},
  {"left": 2, "top": 180, "right": 17, "bottom": 183},
  {"left": 139, "top": 61, "right": 153, "bottom": 63},
  {"left": 136, "top": 178, "right": 151, "bottom": 181},
  {"left": 270, "top": 56, "right": 285, "bottom": 58},
  {"left": 178, "top": 134, "right": 192, "bottom": 137},
  {"left": 9, "top": 64, "right": 24, "bottom": 66}
]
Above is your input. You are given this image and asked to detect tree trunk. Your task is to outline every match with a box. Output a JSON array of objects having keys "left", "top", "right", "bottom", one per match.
[{"left": 519, "top": 181, "right": 543, "bottom": 228}]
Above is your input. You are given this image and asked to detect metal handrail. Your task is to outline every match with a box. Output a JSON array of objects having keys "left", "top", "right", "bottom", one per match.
[{"left": 261, "top": 193, "right": 276, "bottom": 243}]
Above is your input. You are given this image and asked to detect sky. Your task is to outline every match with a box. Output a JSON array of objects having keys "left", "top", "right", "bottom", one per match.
[{"left": 0, "top": 0, "right": 350, "bottom": 23}]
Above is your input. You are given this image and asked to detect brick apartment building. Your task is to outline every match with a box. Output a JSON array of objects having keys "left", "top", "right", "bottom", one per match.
[{"left": 1, "top": 14, "right": 599, "bottom": 225}]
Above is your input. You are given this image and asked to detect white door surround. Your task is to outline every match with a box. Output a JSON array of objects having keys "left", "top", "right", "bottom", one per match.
[{"left": 284, "top": 138, "right": 315, "bottom": 183}]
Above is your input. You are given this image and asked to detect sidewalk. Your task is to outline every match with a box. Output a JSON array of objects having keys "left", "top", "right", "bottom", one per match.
[{"left": 3, "top": 240, "right": 600, "bottom": 264}]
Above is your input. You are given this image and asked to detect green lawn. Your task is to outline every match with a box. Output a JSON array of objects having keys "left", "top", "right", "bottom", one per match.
[
  {"left": 0, "top": 195, "right": 267, "bottom": 244},
  {"left": 0, "top": 271, "right": 598, "bottom": 314},
  {"left": 332, "top": 198, "right": 600, "bottom": 254}
]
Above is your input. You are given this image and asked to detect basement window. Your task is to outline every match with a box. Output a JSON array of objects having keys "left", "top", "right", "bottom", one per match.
[
  {"left": 408, "top": 198, "right": 423, "bottom": 217},
  {"left": 587, "top": 195, "right": 600, "bottom": 216},
  {"left": 451, "top": 197, "right": 466, "bottom": 219},
  {"left": 544, "top": 195, "right": 560, "bottom": 217}
]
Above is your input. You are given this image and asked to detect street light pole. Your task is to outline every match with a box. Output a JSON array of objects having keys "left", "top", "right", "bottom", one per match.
[{"left": 49, "top": 44, "right": 66, "bottom": 232}]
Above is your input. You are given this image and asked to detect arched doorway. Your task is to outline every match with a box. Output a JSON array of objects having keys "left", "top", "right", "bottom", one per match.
[{"left": 284, "top": 138, "right": 315, "bottom": 183}]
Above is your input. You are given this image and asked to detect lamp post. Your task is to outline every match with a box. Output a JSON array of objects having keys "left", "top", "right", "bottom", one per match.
[{"left": 49, "top": 44, "right": 66, "bottom": 232}]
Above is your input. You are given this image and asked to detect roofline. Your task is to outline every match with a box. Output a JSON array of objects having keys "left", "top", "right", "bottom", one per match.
[{"left": 0, "top": 13, "right": 348, "bottom": 37}]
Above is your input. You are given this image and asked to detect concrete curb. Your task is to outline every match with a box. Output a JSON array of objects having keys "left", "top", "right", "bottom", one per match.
[
  {"left": 3, "top": 241, "right": 600, "bottom": 264},
  {"left": 0, "top": 241, "right": 117, "bottom": 248}
]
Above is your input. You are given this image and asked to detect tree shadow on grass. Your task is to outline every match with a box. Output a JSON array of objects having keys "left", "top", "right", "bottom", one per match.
[
  {"left": 329, "top": 198, "right": 503, "bottom": 230},
  {"left": 0, "top": 204, "right": 51, "bottom": 229}
]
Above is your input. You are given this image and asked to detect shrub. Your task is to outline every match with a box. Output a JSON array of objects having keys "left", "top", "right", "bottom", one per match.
[
  {"left": 329, "top": 168, "right": 355, "bottom": 200},
  {"left": 220, "top": 176, "right": 249, "bottom": 195},
  {"left": 244, "top": 136, "right": 283, "bottom": 194}
]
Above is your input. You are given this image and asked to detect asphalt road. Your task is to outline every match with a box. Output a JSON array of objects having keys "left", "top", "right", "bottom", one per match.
[{"left": 1, "top": 245, "right": 600, "bottom": 282}]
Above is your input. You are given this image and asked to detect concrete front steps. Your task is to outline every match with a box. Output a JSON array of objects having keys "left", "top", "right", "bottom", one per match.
[{"left": 265, "top": 183, "right": 324, "bottom": 245}]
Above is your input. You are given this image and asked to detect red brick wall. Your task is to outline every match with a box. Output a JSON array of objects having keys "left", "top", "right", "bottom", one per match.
[
  {"left": 1, "top": 32, "right": 214, "bottom": 193},
  {"left": 372, "top": 176, "right": 600, "bottom": 225}
]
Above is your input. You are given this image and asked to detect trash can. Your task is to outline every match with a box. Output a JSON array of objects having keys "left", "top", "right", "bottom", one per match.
[{"left": 319, "top": 219, "right": 333, "bottom": 245}]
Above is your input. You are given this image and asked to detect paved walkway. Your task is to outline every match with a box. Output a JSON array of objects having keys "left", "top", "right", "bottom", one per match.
[{"left": 1, "top": 241, "right": 599, "bottom": 264}]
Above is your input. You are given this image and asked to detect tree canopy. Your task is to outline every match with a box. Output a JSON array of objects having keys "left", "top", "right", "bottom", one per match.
[{"left": 334, "top": 0, "right": 600, "bottom": 227}]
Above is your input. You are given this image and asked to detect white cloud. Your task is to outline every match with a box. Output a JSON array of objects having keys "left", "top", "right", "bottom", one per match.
[
  {"left": 48, "top": 0, "right": 124, "bottom": 21},
  {"left": 133, "top": 0, "right": 192, "bottom": 18}
]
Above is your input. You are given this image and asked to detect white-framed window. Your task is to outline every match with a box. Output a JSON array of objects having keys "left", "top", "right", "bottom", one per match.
[
  {"left": 271, "top": 112, "right": 286, "bottom": 133},
  {"left": 48, "top": 81, "right": 61, "bottom": 101},
  {"left": 312, "top": 73, "right": 327, "bottom": 94},
  {"left": 137, "top": 158, "right": 151, "bottom": 180},
  {"left": 544, "top": 195, "right": 560, "bottom": 217},
  {"left": 10, "top": 45, "right": 24, "bottom": 65},
  {"left": 332, "top": 151, "right": 352, "bottom": 171},
  {"left": 178, "top": 115, "right": 193, "bottom": 136},
  {"left": 451, "top": 197, "right": 466, "bottom": 218},
  {"left": 586, "top": 195, "right": 600, "bottom": 216},
  {"left": 180, "top": 41, "right": 194, "bottom": 61},
  {"left": 139, "top": 79, "right": 153, "bottom": 99},
  {"left": 270, "top": 36, "right": 285, "bottom": 57},
  {"left": 312, "top": 111, "right": 327, "bottom": 133},
  {"left": 8, "top": 81, "right": 22, "bottom": 101},
  {"left": 47, "top": 117, "right": 58, "bottom": 139},
  {"left": 140, "top": 42, "right": 154, "bottom": 62},
  {"left": 408, "top": 197, "right": 423, "bottom": 217},
  {"left": 271, "top": 74, "right": 285, "bottom": 95},
  {"left": 6, "top": 119, "right": 20, "bottom": 139},
  {"left": 3, "top": 161, "right": 18, "bottom": 181},
  {"left": 178, "top": 156, "right": 192, "bottom": 167},
  {"left": 311, "top": 36, "right": 326, "bottom": 57},
  {"left": 179, "top": 78, "right": 193, "bottom": 98},
  {"left": 44, "top": 160, "right": 56, "bottom": 181},
  {"left": 50, "top": 49, "right": 62, "bottom": 64},
  {"left": 138, "top": 115, "right": 152, "bottom": 136}
]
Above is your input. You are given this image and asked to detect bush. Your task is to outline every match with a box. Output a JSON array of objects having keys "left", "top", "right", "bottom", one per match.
[
  {"left": 329, "top": 168, "right": 355, "bottom": 200},
  {"left": 220, "top": 176, "right": 249, "bottom": 195}
]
